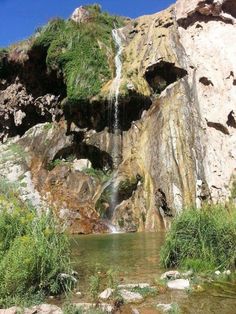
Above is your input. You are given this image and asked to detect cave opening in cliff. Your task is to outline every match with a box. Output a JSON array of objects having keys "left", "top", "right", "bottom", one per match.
[
  {"left": 6, "top": 45, "right": 67, "bottom": 98},
  {"left": 64, "top": 95, "right": 152, "bottom": 133},
  {"left": 49, "top": 142, "right": 113, "bottom": 172},
  {"left": 107, "top": 95, "right": 152, "bottom": 132},
  {"left": 145, "top": 61, "right": 188, "bottom": 95},
  {"left": 11, "top": 107, "right": 61, "bottom": 139}
]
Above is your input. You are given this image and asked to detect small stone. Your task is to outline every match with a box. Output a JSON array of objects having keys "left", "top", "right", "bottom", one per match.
[
  {"left": 99, "top": 288, "right": 114, "bottom": 300},
  {"left": 76, "top": 291, "right": 82, "bottom": 296},
  {"left": 160, "top": 270, "right": 180, "bottom": 280},
  {"left": 120, "top": 289, "right": 143, "bottom": 303},
  {"left": 127, "top": 82, "right": 135, "bottom": 91},
  {"left": 157, "top": 304, "right": 173, "bottom": 312},
  {"left": 167, "top": 279, "right": 190, "bottom": 290},
  {"left": 195, "top": 285, "right": 204, "bottom": 292}
]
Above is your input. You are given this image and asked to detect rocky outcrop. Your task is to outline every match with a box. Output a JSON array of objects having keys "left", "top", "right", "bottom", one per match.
[
  {"left": 0, "top": 79, "right": 62, "bottom": 142},
  {"left": 71, "top": 6, "right": 91, "bottom": 24},
  {"left": 0, "top": 122, "right": 110, "bottom": 233},
  {"left": 176, "top": 0, "right": 236, "bottom": 27},
  {"left": 0, "top": 0, "right": 236, "bottom": 233},
  {"left": 105, "top": 0, "right": 236, "bottom": 231}
]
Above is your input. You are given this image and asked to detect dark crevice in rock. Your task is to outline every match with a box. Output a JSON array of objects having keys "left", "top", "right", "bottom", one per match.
[
  {"left": 207, "top": 121, "right": 230, "bottom": 135},
  {"left": 156, "top": 188, "right": 173, "bottom": 217},
  {"left": 222, "top": 0, "right": 236, "bottom": 18},
  {"left": 199, "top": 77, "right": 214, "bottom": 86},
  {"left": 145, "top": 61, "right": 188, "bottom": 95},
  {"left": 227, "top": 111, "right": 236, "bottom": 128},
  {"left": 2, "top": 46, "right": 66, "bottom": 98},
  {"left": 50, "top": 139, "right": 113, "bottom": 172},
  {"left": 177, "top": 13, "right": 233, "bottom": 29}
]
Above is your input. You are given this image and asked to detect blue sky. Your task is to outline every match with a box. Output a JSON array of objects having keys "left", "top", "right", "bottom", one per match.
[{"left": 0, "top": 0, "right": 175, "bottom": 48}]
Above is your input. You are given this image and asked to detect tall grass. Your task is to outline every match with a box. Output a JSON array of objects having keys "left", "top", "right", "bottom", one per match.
[
  {"left": 33, "top": 6, "right": 124, "bottom": 103},
  {"left": 160, "top": 205, "right": 236, "bottom": 272},
  {"left": 0, "top": 179, "right": 72, "bottom": 307}
]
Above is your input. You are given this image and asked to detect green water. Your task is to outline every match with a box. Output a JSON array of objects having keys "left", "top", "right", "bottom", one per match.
[
  {"left": 71, "top": 232, "right": 165, "bottom": 286},
  {"left": 71, "top": 232, "right": 236, "bottom": 314}
]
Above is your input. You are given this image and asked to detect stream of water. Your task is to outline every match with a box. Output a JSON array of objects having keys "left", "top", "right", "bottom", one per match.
[
  {"left": 110, "top": 28, "right": 123, "bottom": 170},
  {"left": 107, "top": 28, "right": 124, "bottom": 232},
  {"left": 71, "top": 233, "right": 236, "bottom": 314}
]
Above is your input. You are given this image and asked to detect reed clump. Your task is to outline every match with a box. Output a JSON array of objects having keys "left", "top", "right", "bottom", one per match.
[{"left": 160, "top": 205, "right": 236, "bottom": 272}]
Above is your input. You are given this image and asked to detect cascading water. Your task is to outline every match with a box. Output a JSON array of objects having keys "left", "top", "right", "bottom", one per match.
[
  {"left": 107, "top": 28, "right": 124, "bottom": 233},
  {"left": 110, "top": 28, "right": 124, "bottom": 169}
]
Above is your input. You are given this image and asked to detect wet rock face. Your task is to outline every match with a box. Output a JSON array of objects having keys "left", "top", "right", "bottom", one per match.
[{"left": 109, "top": 0, "right": 236, "bottom": 230}]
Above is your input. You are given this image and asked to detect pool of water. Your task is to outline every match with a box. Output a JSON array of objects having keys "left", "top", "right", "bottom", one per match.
[
  {"left": 71, "top": 232, "right": 165, "bottom": 287},
  {"left": 70, "top": 232, "right": 236, "bottom": 314}
]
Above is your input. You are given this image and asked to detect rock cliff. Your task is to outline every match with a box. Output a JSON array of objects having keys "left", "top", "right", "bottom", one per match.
[{"left": 0, "top": 1, "right": 235, "bottom": 233}]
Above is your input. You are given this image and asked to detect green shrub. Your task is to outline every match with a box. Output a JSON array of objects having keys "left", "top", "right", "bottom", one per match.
[
  {"left": 88, "top": 266, "right": 118, "bottom": 301},
  {"left": 160, "top": 205, "right": 236, "bottom": 271},
  {"left": 83, "top": 168, "right": 111, "bottom": 183},
  {"left": 131, "top": 286, "right": 157, "bottom": 298},
  {"left": 0, "top": 180, "right": 72, "bottom": 305},
  {"left": 89, "top": 272, "right": 101, "bottom": 301}
]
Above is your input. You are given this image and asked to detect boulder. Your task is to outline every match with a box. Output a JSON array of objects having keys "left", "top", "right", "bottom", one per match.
[
  {"left": 73, "top": 159, "right": 92, "bottom": 171},
  {"left": 167, "top": 279, "right": 190, "bottom": 290},
  {"left": 71, "top": 7, "right": 90, "bottom": 24},
  {"left": 120, "top": 289, "right": 143, "bottom": 303}
]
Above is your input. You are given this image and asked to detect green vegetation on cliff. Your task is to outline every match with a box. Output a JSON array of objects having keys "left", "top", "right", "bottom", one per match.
[
  {"left": 161, "top": 205, "right": 236, "bottom": 272},
  {"left": 0, "top": 179, "right": 72, "bottom": 307},
  {"left": 33, "top": 5, "right": 124, "bottom": 103}
]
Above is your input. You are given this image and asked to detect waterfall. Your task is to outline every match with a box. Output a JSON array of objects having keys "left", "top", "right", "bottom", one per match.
[
  {"left": 108, "top": 28, "right": 124, "bottom": 233},
  {"left": 110, "top": 28, "right": 124, "bottom": 169}
]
